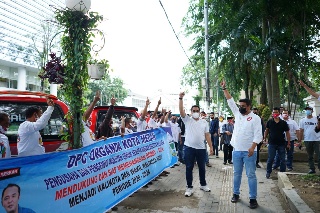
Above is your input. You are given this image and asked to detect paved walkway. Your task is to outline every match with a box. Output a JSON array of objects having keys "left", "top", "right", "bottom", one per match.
[{"left": 114, "top": 153, "right": 286, "bottom": 213}]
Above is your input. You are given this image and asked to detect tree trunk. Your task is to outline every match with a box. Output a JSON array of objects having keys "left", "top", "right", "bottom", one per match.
[
  {"left": 244, "top": 62, "right": 250, "bottom": 99},
  {"left": 270, "top": 57, "right": 281, "bottom": 108},
  {"left": 260, "top": 78, "right": 267, "bottom": 105},
  {"left": 265, "top": 61, "right": 272, "bottom": 108}
]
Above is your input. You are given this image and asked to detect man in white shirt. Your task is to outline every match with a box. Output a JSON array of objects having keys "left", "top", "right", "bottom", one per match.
[
  {"left": 221, "top": 80, "right": 262, "bottom": 209},
  {"left": 0, "top": 112, "right": 11, "bottom": 158},
  {"left": 17, "top": 97, "right": 54, "bottom": 156},
  {"left": 120, "top": 117, "right": 134, "bottom": 136},
  {"left": 218, "top": 115, "right": 228, "bottom": 152},
  {"left": 179, "top": 92, "right": 213, "bottom": 197},
  {"left": 136, "top": 98, "right": 150, "bottom": 132},
  {"left": 82, "top": 91, "right": 103, "bottom": 147},
  {"left": 299, "top": 106, "right": 320, "bottom": 174},
  {"left": 148, "top": 98, "right": 161, "bottom": 129},
  {"left": 164, "top": 111, "right": 181, "bottom": 166}
]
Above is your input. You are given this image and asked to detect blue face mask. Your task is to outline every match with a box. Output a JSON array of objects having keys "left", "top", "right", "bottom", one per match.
[{"left": 306, "top": 110, "right": 312, "bottom": 116}]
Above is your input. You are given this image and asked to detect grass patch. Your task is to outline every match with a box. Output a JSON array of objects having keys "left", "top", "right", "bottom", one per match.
[{"left": 301, "top": 174, "right": 320, "bottom": 182}]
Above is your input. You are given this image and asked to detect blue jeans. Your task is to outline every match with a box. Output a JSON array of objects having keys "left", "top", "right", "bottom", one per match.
[
  {"left": 274, "top": 141, "right": 294, "bottom": 169},
  {"left": 211, "top": 134, "right": 219, "bottom": 156},
  {"left": 232, "top": 151, "right": 257, "bottom": 199},
  {"left": 178, "top": 137, "right": 185, "bottom": 162},
  {"left": 184, "top": 145, "right": 207, "bottom": 188},
  {"left": 267, "top": 144, "right": 286, "bottom": 173}
]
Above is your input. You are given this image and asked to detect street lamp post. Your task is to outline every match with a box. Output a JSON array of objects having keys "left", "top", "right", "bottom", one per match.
[{"left": 53, "top": 0, "right": 102, "bottom": 148}]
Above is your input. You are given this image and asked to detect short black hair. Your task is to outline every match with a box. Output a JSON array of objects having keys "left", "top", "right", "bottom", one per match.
[
  {"left": 25, "top": 106, "right": 42, "bottom": 118},
  {"left": 2, "top": 184, "right": 20, "bottom": 200},
  {"left": 273, "top": 107, "right": 280, "bottom": 112},
  {"left": 190, "top": 105, "right": 200, "bottom": 111},
  {"left": 0, "top": 112, "right": 9, "bottom": 122},
  {"left": 239, "top": 98, "right": 251, "bottom": 107},
  {"left": 210, "top": 112, "right": 215, "bottom": 115}
]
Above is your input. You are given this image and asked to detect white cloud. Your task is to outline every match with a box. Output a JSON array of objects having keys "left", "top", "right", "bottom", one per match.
[{"left": 90, "top": 0, "right": 191, "bottom": 96}]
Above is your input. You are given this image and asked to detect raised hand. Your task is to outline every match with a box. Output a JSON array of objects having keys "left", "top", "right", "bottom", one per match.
[
  {"left": 179, "top": 92, "right": 185, "bottom": 98},
  {"left": 158, "top": 97, "right": 161, "bottom": 105},
  {"left": 146, "top": 97, "right": 151, "bottom": 106},
  {"left": 220, "top": 80, "right": 226, "bottom": 88},
  {"left": 299, "top": 80, "right": 306, "bottom": 87},
  {"left": 94, "top": 90, "right": 101, "bottom": 102},
  {"left": 46, "top": 97, "right": 54, "bottom": 106}
]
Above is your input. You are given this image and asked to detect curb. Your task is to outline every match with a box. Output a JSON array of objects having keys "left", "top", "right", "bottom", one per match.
[{"left": 277, "top": 172, "right": 314, "bottom": 213}]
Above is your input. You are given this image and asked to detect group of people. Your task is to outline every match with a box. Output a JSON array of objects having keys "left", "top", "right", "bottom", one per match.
[
  {"left": 176, "top": 80, "right": 262, "bottom": 209},
  {"left": 2, "top": 79, "right": 320, "bottom": 211}
]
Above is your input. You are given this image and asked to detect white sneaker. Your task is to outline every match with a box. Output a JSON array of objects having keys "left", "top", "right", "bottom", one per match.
[
  {"left": 200, "top": 185, "right": 211, "bottom": 192},
  {"left": 185, "top": 187, "right": 193, "bottom": 197}
]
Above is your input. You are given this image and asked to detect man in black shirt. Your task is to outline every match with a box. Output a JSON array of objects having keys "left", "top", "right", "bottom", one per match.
[{"left": 263, "top": 107, "right": 290, "bottom": 179}]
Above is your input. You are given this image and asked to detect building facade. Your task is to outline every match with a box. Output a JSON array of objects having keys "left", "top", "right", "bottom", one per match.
[{"left": 0, "top": 0, "right": 64, "bottom": 92}]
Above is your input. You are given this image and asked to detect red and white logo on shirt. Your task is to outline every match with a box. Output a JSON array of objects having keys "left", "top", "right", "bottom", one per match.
[{"left": 247, "top": 117, "right": 252, "bottom": 121}]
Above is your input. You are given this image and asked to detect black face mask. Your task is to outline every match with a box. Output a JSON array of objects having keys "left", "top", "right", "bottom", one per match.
[
  {"left": 172, "top": 119, "right": 176, "bottom": 123},
  {"left": 239, "top": 107, "right": 247, "bottom": 114}
]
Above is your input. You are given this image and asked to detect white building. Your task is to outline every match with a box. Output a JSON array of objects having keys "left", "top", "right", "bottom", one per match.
[
  {"left": 122, "top": 89, "right": 194, "bottom": 115},
  {"left": 0, "top": 0, "right": 64, "bottom": 94},
  {"left": 122, "top": 90, "right": 148, "bottom": 112}
]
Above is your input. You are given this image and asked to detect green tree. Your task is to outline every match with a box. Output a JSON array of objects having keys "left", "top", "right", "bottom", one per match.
[
  {"left": 86, "top": 76, "right": 128, "bottom": 106},
  {"left": 182, "top": 0, "right": 320, "bottom": 110}
]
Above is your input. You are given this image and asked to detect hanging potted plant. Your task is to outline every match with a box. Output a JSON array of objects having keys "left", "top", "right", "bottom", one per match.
[
  {"left": 38, "top": 52, "right": 65, "bottom": 84},
  {"left": 88, "top": 58, "right": 109, "bottom": 79}
]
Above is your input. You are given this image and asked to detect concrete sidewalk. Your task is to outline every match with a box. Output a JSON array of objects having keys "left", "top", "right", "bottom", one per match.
[{"left": 115, "top": 154, "right": 287, "bottom": 213}]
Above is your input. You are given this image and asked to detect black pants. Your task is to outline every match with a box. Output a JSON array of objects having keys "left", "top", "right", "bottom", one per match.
[
  {"left": 219, "top": 134, "right": 224, "bottom": 150},
  {"left": 256, "top": 142, "right": 262, "bottom": 164},
  {"left": 223, "top": 144, "right": 233, "bottom": 163}
]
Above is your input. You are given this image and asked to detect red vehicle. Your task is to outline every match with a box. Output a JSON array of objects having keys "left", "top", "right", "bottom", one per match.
[
  {"left": 90, "top": 105, "right": 139, "bottom": 136},
  {"left": 0, "top": 90, "right": 69, "bottom": 156}
]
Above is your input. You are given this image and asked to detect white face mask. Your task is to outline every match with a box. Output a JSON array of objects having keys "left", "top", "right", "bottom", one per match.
[{"left": 192, "top": 112, "right": 200, "bottom": 119}]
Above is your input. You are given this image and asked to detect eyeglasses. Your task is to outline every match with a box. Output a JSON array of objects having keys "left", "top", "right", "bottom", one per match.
[{"left": 192, "top": 110, "right": 200, "bottom": 113}]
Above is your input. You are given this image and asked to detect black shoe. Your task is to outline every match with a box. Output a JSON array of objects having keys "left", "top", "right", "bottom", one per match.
[
  {"left": 111, "top": 206, "right": 118, "bottom": 211},
  {"left": 228, "top": 162, "right": 233, "bottom": 164},
  {"left": 231, "top": 194, "right": 239, "bottom": 203},
  {"left": 308, "top": 169, "right": 316, "bottom": 174},
  {"left": 266, "top": 173, "right": 270, "bottom": 179},
  {"left": 223, "top": 162, "right": 227, "bottom": 165},
  {"left": 249, "top": 199, "right": 258, "bottom": 209},
  {"left": 256, "top": 164, "right": 261, "bottom": 168}
]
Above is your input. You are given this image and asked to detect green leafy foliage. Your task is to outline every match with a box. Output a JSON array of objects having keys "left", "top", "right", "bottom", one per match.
[
  {"left": 86, "top": 76, "right": 128, "bottom": 106},
  {"left": 301, "top": 174, "right": 320, "bottom": 182},
  {"left": 182, "top": 0, "right": 320, "bottom": 110},
  {"left": 261, "top": 105, "right": 271, "bottom": 124},
  {"left": 55, "top": 9, "right": 103, "bottom": 148}
]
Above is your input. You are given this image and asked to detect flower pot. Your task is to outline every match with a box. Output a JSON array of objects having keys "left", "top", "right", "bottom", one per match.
[
  {"left": 88, "top": 64, "right": 105, "bottom": 80},
  {"left": 65, "top": 0, "right": 91, "bottom": 13}
]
